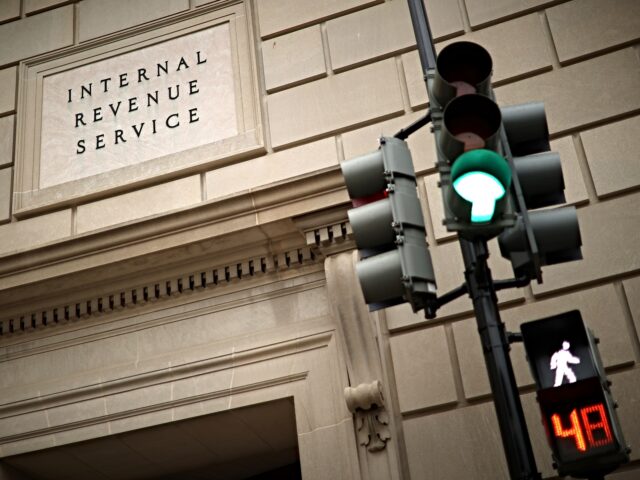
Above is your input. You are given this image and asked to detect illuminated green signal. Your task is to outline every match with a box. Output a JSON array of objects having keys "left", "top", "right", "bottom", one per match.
[{"left": 450, "top": 149, "right": 511, "bottom": 224}]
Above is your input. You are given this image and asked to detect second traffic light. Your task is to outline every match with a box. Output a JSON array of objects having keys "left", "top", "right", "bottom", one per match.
[
  {"left": 429, "top": 41, "right": 516, "bottom": 239},
  {"left": 498, "top": 102, "right": 582, "bottom": 281},
  {"left": 341, "top": 137, "right": 437, "bottom": 313}
]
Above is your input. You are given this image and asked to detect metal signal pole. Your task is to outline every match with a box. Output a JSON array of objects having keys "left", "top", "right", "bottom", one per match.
[{"left": 406, "top": 1, "right": 541, "bottom": 478}]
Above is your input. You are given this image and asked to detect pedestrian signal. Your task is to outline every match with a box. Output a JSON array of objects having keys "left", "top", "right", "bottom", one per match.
[{"left": 521, "top": 311, "right": 629, "bottom": 478}]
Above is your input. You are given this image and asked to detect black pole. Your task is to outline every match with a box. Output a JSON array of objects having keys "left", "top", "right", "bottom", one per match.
[
  {"left": 405, "top": 1, "right": 541, "bottom": 478},
  {"left": 460, "top": 240, "right": 541, "bottom": 480},
  {"left": 406, "top": 0, "right": 436, "bottom": 70}
]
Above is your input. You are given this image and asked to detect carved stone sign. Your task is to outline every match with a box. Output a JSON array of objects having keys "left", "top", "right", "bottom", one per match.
[
  {"left": 40, "top": 26, "right": 236, "bottom": 188},
  {"left": 15, "top": 4, "right": 263, "bottom": 215}
]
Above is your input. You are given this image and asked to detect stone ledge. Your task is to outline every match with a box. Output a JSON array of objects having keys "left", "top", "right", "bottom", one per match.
[{"left": 0, "top": 167, "right": 348, "bottom": 297}]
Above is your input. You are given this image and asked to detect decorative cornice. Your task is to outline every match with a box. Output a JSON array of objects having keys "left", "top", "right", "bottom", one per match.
[
  {"left": 0, "top": 244, "right": 317, "bottom": 337},
  {"left": 0, "top": 168, "right": 347, "bottom": 290},
  {"left": 295, "top": 205, "right": 355, "bottom": 258}
]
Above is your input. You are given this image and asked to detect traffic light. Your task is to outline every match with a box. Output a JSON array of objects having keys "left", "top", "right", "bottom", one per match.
[
  {"left": 340, "top": 136, "right": 437, "bottom": 312},
  {"left": 429, "top": 41, "right": 516, "bottom": 239},
  {"left": 498, "top": 102, "right": 582, "bottom": 281},
  {"left": 521, "top": 310, "right": 629, "bottom": 478}
]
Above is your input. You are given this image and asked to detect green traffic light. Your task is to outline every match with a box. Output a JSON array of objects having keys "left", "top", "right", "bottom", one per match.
[
  {"left": 453, "top": 171, "right": 506, "bottom": 222},
  {"left": 451, "top": 149, "right": 511, "bottom": 224}
]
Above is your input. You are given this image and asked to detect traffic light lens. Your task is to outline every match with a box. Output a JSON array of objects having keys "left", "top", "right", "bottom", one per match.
[
  {"left": 449, "top": 149, "right": 511, "bottom": 223},
  {"left": 453, "top": 171, "right": 506, "bottom": 222}
]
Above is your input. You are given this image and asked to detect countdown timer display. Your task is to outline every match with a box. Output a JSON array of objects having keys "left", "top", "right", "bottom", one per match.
[{"left": 538, "top": 378, "right": 618, "bottom": 464}]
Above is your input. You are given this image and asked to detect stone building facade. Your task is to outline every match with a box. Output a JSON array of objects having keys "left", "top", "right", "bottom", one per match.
[{"left": 0, "top": 0, "right": 639, "bottom": 479}]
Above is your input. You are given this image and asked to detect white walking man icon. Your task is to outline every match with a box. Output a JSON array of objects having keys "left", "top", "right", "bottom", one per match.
[{"left": 550, "top": 341, "right": 580, "bottom": 387}]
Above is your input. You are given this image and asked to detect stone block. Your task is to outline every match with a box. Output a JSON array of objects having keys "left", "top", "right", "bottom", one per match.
[
  {"left": 390, "top": 325, "right": 457, "bottom": 412},
  {"left": 0, "top": 166, "right": 12, "bottom": 222},
  {"left": 78, "top": 0, "right": 189, "bottom": 42},
  {"left": 547, "top": 0, "right": 640, "bottom": 64},
  {"left": 256, "top": 0, "right": 380, "bottom": 39},
  {"left": 206, "top": 138, "right": 337, "bottom": 201},
  {"left": 608, "top": 469, "right": 640, "bottom": 480},
  {"left": 581, "top": 116, "right": 640, "bottom": 198},
  {"left": 550, "top": 135, "right": 588, "bottom": 205},
  {"left": 326, "top": 0, "right": 414, "bottom": 72},
  {"left": 0, "top": 435, "right": 57, "bottom": 458},
  {"left": 0, "top": 0, "right": 19, "bottom": 23},
  {"left": 402, "top": 50, "right": 428, "bottom": 109},
  {"left": 451, "top": 318, "right": 489, "bottom": 399},
  {"left": 108, "top": 409, "right": 174, "bottom": 435},
  {"left": 623, "top": 276, "right": 640, "bottom": 344},
  {"left": 403, "top": 402, "right": 510, "bottom": 480},
  {"left": 533, "top": 192, "right": 640, "bottom": 295},
  {"left": 0, "top": 208, "right": 71, "bottom": 256},
  {"left": 439, "top": 14, "right": 552, "bottom": 84},
  {"left": 465, "top": 0, "right": 548, "bottom": 28},
  {"left": 424, "top": 0, "right": 464, "bottom": 40},
  {"left": 262, "top": 25, "right": 325, "bottom": 92},
  {"left": 610, "top": 369, "right": 640, "bottom": 461},
  {"left": 298, "top": 419, "right": 360, "bottom": 480},
  {"left": 0, "top": 6, "right": 73, "bottom": 67},
  {"left": 0, "top": 411, "right": 49, "bottom": 438},
  {"left": 0, "top": 114, "right": 14, "bottom": 168},
  {"left": 268, "top": 58, "right": 404, "bottom": 148},
  {"left": 340, "top": 110, "right": 437, "bottom": 175},
  {"left": 47, "top": 398, "right": 108, "bottom": 427},
  {"left": 0, "top": 66, "right": 16, "bottom": 114},
  {"left": 25, "top": 0, "right": 68, "bottom": 15},
  {"left": 76, "top": 175, "right": 201, "bottom": 233},
  {"left": 106, "top": 383, "right": 173, "bottom": 415},
  {"left": 496, "top": 48, "right": 640, "bottom": 136}
]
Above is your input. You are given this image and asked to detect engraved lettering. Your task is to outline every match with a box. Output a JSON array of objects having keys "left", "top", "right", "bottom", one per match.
[
  {"left": 57, "top": 31, "right": 229, "bottom": 162},
  {"left": 157, "top": 60, "right": 168, "bottom": 77},
  {"left": 189, "top": 107, "right": 199, "bottom": 123},
  {"left": 115, "top": 129, "right": 126, "bottom": 144},
  {"left": 93, "top": 107, "right": 103, "bottom": 122},
  {"left": 109, "top": 101, "right": 122, "bottom": 116},
  {"left": 137, "top": 68, "right": 149, "bottom": 83},
  {"left": 128, "top": 97, "right": 138, "bottom": 112},
  {"left": 80, "top": 83, "right": 92, "bottom": 99},
  {"left": 75, "top": 112, "right": 86, "bottom": 128},
  {"left": 176, "top": 57, "right": 189, "bottom": 71},
  {"left": 168, "top": 85, "right": 180, "bottom": 100},
  {"left": 100, "top": 77, "right": 112, "bottom": 93},
  {"left": 147, "top": 90, "right": 159, "bottom": 107},
  {"left": 188, "top": 79, "right": 199, "bottom": 95},
  {"left": 166, "top": 113, "right": 179, "bottom": 128},
  {"left": 132, "top": 123, "right": 145, "bottom": 138}
]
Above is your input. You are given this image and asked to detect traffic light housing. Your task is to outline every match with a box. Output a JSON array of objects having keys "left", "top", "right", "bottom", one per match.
[
  {"left": 340, "top": 137, "right": 437, "bottom": 312},
  {"left": 498, "top": 102, "right": 582, "bottom": 281},
  {"left": 521, "top": 311, "right": 629, "bottom": 478},
  {"left": 429, "top": 41, "right": 516, "bottom": 239}
]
